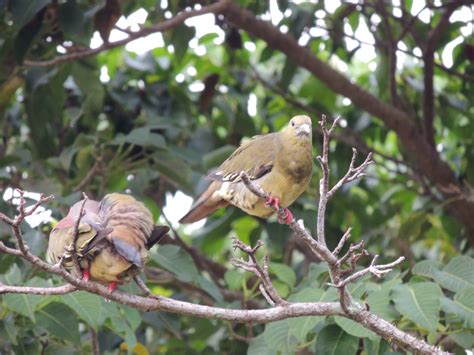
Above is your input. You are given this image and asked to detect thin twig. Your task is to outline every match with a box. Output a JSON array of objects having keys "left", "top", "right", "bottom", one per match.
[
  {"left": 23, "top": 1, "right": 232, "bottom": 67},
  {"left": 90, "top": 328, "right": 99, "bottom": 355},
  {"left": 231, "top": 237, "right": 287, "bottom": 306},
  {"left": 134, "top": 276, "right": 158, "bottom": 299}
]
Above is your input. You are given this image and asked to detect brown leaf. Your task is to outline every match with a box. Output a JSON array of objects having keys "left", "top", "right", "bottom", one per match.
[
  {"left": 199, "top": 73, "right": 220, "bottom": 112},
  {"left": 94, "top": 0, "right": 121, "bottom": 43}
]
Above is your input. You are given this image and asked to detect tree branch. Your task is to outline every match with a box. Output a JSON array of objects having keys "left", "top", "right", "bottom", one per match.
[
  {"left": 23, "top": 1, "right": 231, "bottom": 67},
  {"left": 422, "top": 3, "right": 458, "bottom": 148}
]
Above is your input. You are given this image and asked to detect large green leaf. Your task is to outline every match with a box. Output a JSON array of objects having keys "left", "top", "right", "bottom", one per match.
[
  {"left": 151, "top": 245, "right": 199, "bottom": 283},
  {"left": 440, "top": 287, "right": 474, "bottom": 328},
  {"left": 432, "top": 256, "right": 474, "bottom": 292},
  {"left": 2, "top": 265, "right": 43, "bottom": 321},
  {"left": 10, "top": 0, "right": 51, "bottom": 29},
  {"left": 366, "top": 282, "right": 399, "bottom": 322},
  {"left": 287, "top": 288, "right": 325, "bottom": 341},
  {"left": 314, "top": 324, "right": 358, "bottom": 355},
  {"left": 412, "top": 259, "right": 442, "bottom": 279},
  {"left": 247, "top": 334, "right": 277, "bottom": 355},
  {"left": 334, "top": 316, "right": 377, "bottom": 339},
  {"left": 113, "top": 127, "right": 167, "bottom": 149},
  {"left": 263, "top": 320, "right": 298, "bottom": 353},
  {"left": 269, "top": 262, "right": 296, "bottom": 288},
  {"left": 36, "top": 302, "right": 80, "bottom": 345},
  {"left": 391, "top": 282, "right": 441, "bottom": 333},
  {"left": 60, "top": 291, "right": 105, "bottom": 329}
]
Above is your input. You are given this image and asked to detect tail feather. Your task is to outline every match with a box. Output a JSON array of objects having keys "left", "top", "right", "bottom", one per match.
[
  {"left": 179, "top": 181, "right": 228, "bottom": 224},
  {"left": 147, "top": 225, "right": 170, "bottom": 249}
]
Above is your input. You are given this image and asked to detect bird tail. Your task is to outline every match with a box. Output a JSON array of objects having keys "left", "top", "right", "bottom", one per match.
[
  {"left": 179, "top": 181, "right": 228, "bottom": 224},
  {"left": 147, "top": 225, "right": 170, "bottom": 249}
]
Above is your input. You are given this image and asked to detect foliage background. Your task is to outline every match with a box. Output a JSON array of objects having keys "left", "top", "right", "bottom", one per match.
[{"left": 0, "top": 0, "right": 473, "bottom": 354}]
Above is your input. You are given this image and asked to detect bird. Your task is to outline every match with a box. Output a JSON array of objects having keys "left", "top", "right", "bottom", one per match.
[
  {"left": 179, "top": 115, "right": 313, "bottom": 225},
  {"left": 47, "top": 193, "right": 169, "bottom": 292}
]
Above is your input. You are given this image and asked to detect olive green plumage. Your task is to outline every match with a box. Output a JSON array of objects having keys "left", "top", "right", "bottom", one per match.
[
  {"left": 179, "top": 115, "right": 313, "bottom": 223},
  {"left": 47, "top": 193, "right": 169, "bottom": 287}
]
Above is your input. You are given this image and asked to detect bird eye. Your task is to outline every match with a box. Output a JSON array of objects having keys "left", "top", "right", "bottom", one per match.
[{"left": 291, "top": 121, "right": 295, "bottom": 127}]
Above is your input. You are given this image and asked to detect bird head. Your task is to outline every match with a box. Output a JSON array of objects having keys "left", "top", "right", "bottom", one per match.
[{"left": 285, "top": 115, "right": 312, "bottom": 139}]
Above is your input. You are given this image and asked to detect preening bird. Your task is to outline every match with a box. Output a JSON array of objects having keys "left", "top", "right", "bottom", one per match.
[
  {"left": 47, "top": 193, "right": 169, "bottom": 292},
  {"left": 179, "top": 115, "right": 313, "bottom": 224}
]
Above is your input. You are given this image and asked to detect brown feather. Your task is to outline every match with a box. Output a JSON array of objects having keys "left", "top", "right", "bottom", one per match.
[{"left": 179, "top": 181, "right": 229, "bottom": 223}]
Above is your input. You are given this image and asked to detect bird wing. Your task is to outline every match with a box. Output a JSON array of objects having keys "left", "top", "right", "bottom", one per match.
[
  {"left": 47, "top": 222, "right": 105, "bottom": 265},
  {"left": 207, "top": 133, "right": 277, "bottom": 182}
]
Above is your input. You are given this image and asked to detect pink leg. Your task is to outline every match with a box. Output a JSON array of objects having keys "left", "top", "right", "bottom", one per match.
[
  {"left": 82, "top": 269, "right": 90, "bottom": 282},
  {"left": 278, "top": 208, "right": 294, "bottom": 224},
  {"left": 108, "top": 282, "right": 117, "bottom": 293},
  {"left": 265, "top": 195, "right": 280, "bottom": 210}
]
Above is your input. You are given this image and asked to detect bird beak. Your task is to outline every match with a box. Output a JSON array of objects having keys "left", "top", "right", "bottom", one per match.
[{"left": 297, "top": 124, "right": 311, "bottom": 136}]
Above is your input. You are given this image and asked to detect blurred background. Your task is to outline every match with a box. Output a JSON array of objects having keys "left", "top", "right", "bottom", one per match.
[{"left": 0, "top": 0, "right": 473, "bottom": 354}]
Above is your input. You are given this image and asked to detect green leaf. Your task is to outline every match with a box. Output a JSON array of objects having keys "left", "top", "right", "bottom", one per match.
[
  {"left": 412, "top": 260, "right": 442, "bottom": 279},
  {"left": 432, "top": 256, "right": 474, "bottom": 292},
  {"left": 11, "top": 0, "right": 51, "bottom": 29},
  {"left": 0, "top": 316, "right": 18, "bottom": 345},
  {"left": 314, "top": 324, "right": 358, "bottom": 355},
  {"left": 248, "top": 334, "right": 277, "bottom": 355},
  {"left": 170, "top": 25, "right": 195, "bottom": 63},
  {"left": 367, "top": 281, "right": 400, "bottom": 322},
  {"left": 3, "top": 268, "right": 43, "bottom": 321},
  {"left": 263, "top": 320, "right": 298, "bottom": 352},
  {"left": 269, "top": 262, "right": 296, "bottom": 287},
  {"left": 449, "top": 331, "right": 474, "bottom": 350},
  {"left": 363, "top": 337, "right": 390, "bottom": 355},
  {"left": 104, "top": 302, "right": 138, "bottom": 349},
  {"left": 151, "top": 245, "right": 199, "bottom": 283},
  {"left": 334, "top": 316, "right": 377, "bottom": 339},
  {"left": 153, "top": 150, "right": 193, "bottom": 194},
  {"left": 287, "top": 288, "right": 325, "bottom": 341},
  {"left": 440, "top": 287, "right": 474, "bottom": 328},
  {"left": 391, "top": 282, "right": 441, "bottom": 333},
  {"left": 60, "top": 291, "right": 105, "bottom": 329},
  {"left": 196, "top": 275, "right": 223, "bottom": 302},
  {"left": 113, "top": 127, "right": 166, "bottom": 149},
  {"left": 224, "top": 269, "right": 247, "bottom": 291},
  {"left": 202, "top": 145, "right": 236, "bottom": 170},
  {"left": 36, "top": 302, "right": 80, "bottom": 345}
]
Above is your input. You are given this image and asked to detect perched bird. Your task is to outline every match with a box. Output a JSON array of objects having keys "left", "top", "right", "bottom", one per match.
[
  {"left": 47, "top": 193, "right": 169, "bottom": 292},
  {"left": 179, "top": 115, "right": 313, "bottom": 224}
]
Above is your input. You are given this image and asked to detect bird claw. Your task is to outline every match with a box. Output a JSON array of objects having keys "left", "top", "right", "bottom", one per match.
[
  {"left": 277, "top": 208, "right": 294, "bottom": 224},
  {"left": 108, "top": 282, "right": 117, "bottom": 293},
  {"left": 265, "top": 195, "right": 280, "bottom": 210},
  {"left": 82, "top": 270, "right": 90, "bottom": 282}
]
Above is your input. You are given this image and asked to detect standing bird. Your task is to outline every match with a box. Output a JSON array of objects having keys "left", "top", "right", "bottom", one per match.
[
  {"left": 179, "top": 115, "right": 313, "bottom": 224},
  {"left": 47, "top": 193, "right": 169, "bottom": 292}
]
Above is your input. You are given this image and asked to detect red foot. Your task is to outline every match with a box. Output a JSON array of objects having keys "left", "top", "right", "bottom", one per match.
[
  {"left": 265, "top": 196, "right": 280, "bottom": 210},
  {"left": 108, "top": 282, "right": 117, "bottom": 293},
  {"left": 278, "top": 208, "right": 294, "bottom": 224},
  {"left": 82, "top": 270, "right": 90, "bottom": 282}
]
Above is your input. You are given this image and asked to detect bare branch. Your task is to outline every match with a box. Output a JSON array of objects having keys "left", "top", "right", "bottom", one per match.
[
  {"left": 327, "top": 150, "right": 374, "bottom": 199},
  {"left": 72, "top": 158, "right": 102, "bottom": 193},
  {"left": 90, "top": 328, "right": 100, "bottom": 355},
  {"left": 332, "top": 228, "right": 352, "bottom": 256},
  {"left": 330, "top": 256, "right": 405, "bottom": 288},
  {"left": 231, "top": 237, "right": 287, "bottom": 306},
  {"left": 0, "top": 283, "right": 76, "bottom": 295},
  {"left": 422, "top": 3, "right": 458, "bottom": 147},
  {"left": 134, "top": 276, "right": 157, "bottom": 298}
]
